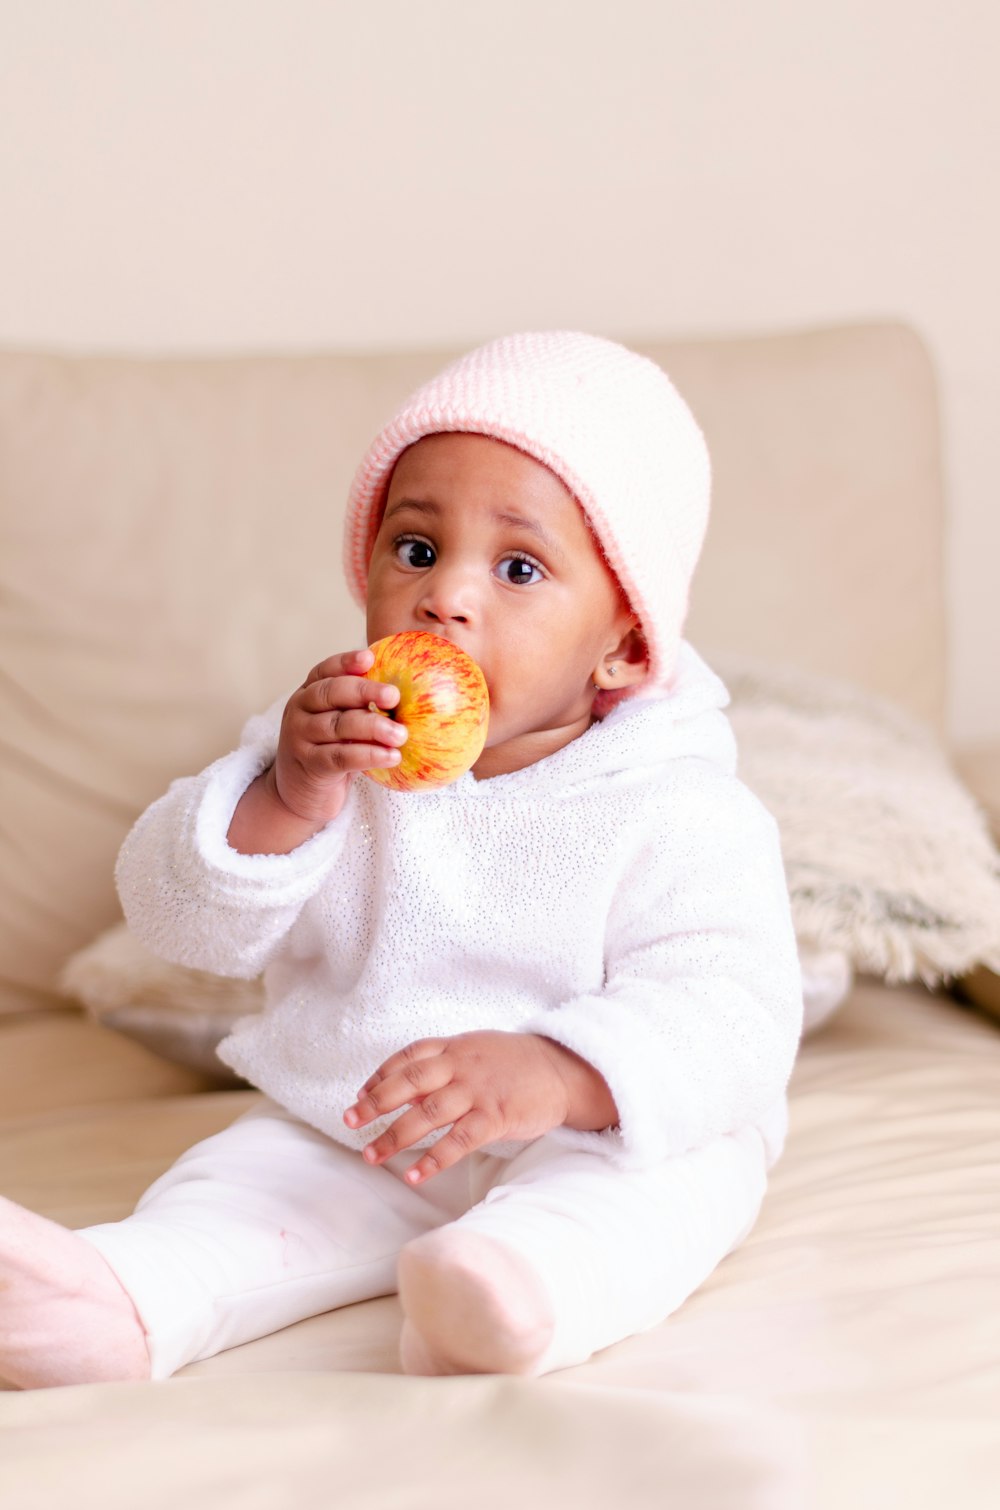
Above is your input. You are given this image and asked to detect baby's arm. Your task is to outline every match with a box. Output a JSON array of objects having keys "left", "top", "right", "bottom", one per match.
[
  {"left": 342, "top": 1030, "right": 619, "bottom": 1186},
  {"left": 516, "top": 770, "right": 804, "bottom": 1168},
  {"left": 116, "top": 648, "right": 405, "bottom": 976}
]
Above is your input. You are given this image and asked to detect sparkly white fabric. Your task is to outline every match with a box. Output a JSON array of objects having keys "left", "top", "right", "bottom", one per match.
[{"left": 115, "top": 641, "right": 803, "bottom": 1171}]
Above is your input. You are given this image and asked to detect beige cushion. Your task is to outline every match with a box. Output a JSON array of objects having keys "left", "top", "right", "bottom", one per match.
[
  {"left": 0, "top": 323, "right": 946, "bottom": 1012},
  {"left": 653, "top": 322, "right": 947, "bottom": 731},
  {"left": 0, "top": 1009, "right": 214, "bottom": 1122}
]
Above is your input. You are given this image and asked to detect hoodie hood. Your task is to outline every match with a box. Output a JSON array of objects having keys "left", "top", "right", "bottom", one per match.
[{"left": 445, "top": 640, "right": 735, "bottom": 799}]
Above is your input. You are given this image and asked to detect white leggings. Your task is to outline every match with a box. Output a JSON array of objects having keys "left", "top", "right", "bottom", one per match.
[{"left": 80, "top": 1098, "right": 769, "bottom": 1380}]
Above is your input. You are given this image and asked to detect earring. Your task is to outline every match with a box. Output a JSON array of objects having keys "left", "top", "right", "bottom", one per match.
[{"left": 607, "top": 664, "right": 618, "bottom": 677}]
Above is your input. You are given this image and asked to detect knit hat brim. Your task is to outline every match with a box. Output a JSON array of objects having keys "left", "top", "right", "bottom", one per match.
[{"left": 342, "top": 332, "right": 711, "bottom": 701}]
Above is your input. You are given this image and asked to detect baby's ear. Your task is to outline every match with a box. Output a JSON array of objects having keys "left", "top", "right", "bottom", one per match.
[{"left": 593, "top": 625, "right": 648, "bottom": 691}]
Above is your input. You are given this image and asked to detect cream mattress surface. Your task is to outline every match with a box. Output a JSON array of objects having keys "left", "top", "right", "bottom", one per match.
[{"left": 1, "top": 981, "right": 998, "bottom": 1508}]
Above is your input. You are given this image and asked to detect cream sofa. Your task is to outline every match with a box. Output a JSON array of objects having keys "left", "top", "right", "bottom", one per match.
[{"left": 1, "top": 324, "right": 999, "bottom": 1508}]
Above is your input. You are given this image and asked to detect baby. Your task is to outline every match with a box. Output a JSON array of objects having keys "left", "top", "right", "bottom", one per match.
[{"left": 0, "top": 332, "right": 802, "bottom": 1388}]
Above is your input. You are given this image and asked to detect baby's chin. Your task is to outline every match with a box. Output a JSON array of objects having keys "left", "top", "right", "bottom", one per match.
[{"left": 482, "top": 710, "right": 595, "bottom": 758}]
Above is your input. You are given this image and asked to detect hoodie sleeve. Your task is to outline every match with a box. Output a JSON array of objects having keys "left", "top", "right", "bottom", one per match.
[
  {"left": 114, "top": 698, "right": 355, "bottom": 978},
  {"left": 519, "top": 766, "right": 803, "bottom": 1169}
]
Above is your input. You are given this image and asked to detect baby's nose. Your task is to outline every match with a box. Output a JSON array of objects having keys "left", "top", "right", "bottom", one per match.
[
  {"left": 416, "top": 573, "right": 475, "bottom": 625},
  {"left": 418, "top": 599, "right": 470, "bottom": 625}
]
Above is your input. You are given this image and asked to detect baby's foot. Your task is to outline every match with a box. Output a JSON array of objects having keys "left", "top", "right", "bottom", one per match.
[
  {"left": 397, "top": 1227, "right": 554, "bottom": 1377},
  {"left": 0, "top": 1196, "right": 150, "bottom": 1389}
]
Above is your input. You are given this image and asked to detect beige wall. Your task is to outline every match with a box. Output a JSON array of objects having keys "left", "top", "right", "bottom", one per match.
[{"left": 2, "top": 1, "right": 997, "bottom": 744}]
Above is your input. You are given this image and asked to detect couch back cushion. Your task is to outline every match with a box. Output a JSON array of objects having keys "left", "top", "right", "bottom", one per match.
[{"left": 0, "top": 322, "right": 946, "bottom": 1011}]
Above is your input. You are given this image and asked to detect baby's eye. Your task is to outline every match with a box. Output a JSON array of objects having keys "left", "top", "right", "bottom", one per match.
[
  {"left": 496, "top": 554, "right": 544, "bottom": 587},
  {"left": 394, "top": 536, "right": 436, "bottom": 569}
]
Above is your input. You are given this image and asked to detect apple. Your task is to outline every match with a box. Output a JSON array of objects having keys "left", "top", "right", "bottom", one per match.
[{"left": 364, "top": 630, "right": 490, "bottom": 791}]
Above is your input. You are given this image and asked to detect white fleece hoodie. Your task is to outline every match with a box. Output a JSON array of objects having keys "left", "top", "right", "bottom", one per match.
[{"left": 115, "top": 641, "right": 803, "bottom": 1171}]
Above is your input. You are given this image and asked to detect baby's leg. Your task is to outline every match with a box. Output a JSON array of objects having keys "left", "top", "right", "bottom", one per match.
[
  {"left": 0, "top": 1197, "right": 150, "bottom": 1389},
  {"left": 397, "top": 1123, "right": 769, "bottom": 1377},
  {"left": 2, "top": 1099, "right": 469, "bottom": 1388}
]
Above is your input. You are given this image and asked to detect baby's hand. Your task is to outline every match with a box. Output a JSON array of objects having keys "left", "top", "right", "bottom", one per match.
[
  {"left": 227, "top": 648, "right": 408, "bottom": 855},
  {"left": 272, "top": 648, "right": 408, "bottom": 826},
  {"left": 343, "top": 1031, "right": 611, "bottom": 1183}
]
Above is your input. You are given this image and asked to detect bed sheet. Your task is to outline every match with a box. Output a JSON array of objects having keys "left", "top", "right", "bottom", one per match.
[{"left": 1, "top": 980, "right": 998, "bottom": 1508}]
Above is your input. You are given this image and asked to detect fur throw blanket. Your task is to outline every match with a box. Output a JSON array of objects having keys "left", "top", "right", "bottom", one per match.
[{"left": 715, "top": 654, "right": 1000, "bottom": 987}]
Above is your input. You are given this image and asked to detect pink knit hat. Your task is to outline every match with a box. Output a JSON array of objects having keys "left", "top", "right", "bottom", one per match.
[{"left": 343, "top": 331, "right": 711, "bottom": 701}]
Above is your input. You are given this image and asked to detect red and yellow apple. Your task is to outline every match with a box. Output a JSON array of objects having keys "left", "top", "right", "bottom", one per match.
[{"left": 364, "top": 630, "right": 490, "bottom": 791}]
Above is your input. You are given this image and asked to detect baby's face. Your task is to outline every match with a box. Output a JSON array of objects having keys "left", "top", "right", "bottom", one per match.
[{"left": 365, "top": 432, "right": 642, "bottom": 779}]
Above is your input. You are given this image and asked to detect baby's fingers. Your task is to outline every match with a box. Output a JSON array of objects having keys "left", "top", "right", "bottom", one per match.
[
  {"left": 400, "top": 1112, "right": 493, "bottom": 1185},
  {"left": 355, "top": 1086, "right": 473, "bottom": 1170},
  {"left": 303, "top": 648, "right": 374, "bottom": 685},
  {"left": 346, "top": 1041, "right": 450, "bottom": 1126},
  {"left": 299, "top": 736, "right": 403, "bottom": 776},
  {"left": 307, "top": 706, "right": 408, "bottom": 752},
  {"left": 299, "top": 674, "right": 400, "bottom": 718},
  {"left": 355, "top": 1039, "right": 449, "bottom": 1101}
]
